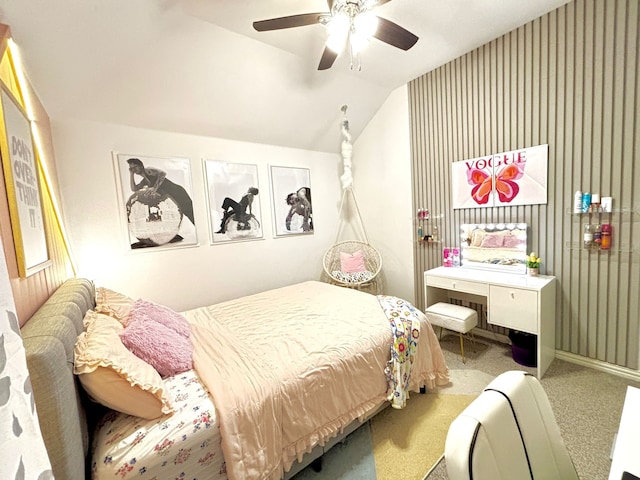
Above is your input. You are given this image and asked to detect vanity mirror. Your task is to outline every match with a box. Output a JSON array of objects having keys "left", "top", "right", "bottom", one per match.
[{"left": 460, "top": 223, "right": 528, "bottom": 274}]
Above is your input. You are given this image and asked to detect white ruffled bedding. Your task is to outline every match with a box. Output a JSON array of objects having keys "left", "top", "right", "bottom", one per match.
[{"left": 91, "top": 370, "right": 228, "bottom": 480}]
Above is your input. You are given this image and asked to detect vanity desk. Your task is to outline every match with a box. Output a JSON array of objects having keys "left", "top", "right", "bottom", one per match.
[{"left": 424, "top": 266, "right": 556, "bottom": 378}]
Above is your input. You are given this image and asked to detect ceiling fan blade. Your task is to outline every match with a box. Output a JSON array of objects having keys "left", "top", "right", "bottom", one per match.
[
  {"left": 373, "top": 16, "right": 419, "bottom": 50},
  {"left": 253, "top": 13, "right": 327, "bottom": 32},
  {"left": 318, "top": 47, "right": 338, "bottom": 70}
]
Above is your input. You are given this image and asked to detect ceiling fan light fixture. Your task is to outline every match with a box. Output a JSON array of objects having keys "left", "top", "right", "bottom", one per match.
[
  {"left": 349, "top": 30, "right": 370, "bottom": 54},
  {"left": 353, "top": 11, "right": 378, "bottom": 38},
  {"left": 326, "top": 12, "right": 349, "bottom": 36},
  {"left": 327, "top": 31, "right": 348, "bottom": 53},
  {"left": 253, "top": 0, "right": 419, "bottom": 71}
]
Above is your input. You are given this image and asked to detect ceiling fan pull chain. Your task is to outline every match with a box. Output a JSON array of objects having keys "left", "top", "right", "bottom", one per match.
[
  {"left": 347, "top": 31, "right": 362, "bottom": 71},
  {"left": 348, "top": 33, "right": 355, "bottom": 70}
]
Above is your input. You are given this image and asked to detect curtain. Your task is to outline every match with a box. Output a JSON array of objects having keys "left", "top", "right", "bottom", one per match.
[{"left": 0, "top": 233, "right": 52, "bottom": 479}]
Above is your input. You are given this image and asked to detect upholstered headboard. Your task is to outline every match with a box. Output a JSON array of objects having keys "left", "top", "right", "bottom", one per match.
[{"left": 20, "top": 278, "right": 96, "bottom": 479}]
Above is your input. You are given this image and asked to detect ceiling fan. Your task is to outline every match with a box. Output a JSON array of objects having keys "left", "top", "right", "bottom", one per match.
[{"left": 253, "top": 0, "right": 419, "bottom": 71}]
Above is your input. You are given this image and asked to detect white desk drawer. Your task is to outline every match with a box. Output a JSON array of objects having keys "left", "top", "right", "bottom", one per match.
[
  {"left": 426, "top": 275, "right": 489, "bottom": 296},
  {"left": 488, "top": 285, "right": 538, "bottom": 333}
]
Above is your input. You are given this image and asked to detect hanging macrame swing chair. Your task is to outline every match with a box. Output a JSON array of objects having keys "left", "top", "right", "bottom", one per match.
[{"left": 323, "top": 106, "right": 382, "bottom": 291}]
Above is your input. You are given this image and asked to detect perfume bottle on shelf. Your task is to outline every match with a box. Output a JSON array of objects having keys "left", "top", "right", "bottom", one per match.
[
  {"left": 601, "top": 224, "right": 612, "bottom": 250},
  {"left": 593, "top": 224, "right": 602, "bottom": 248},
  {"left": 583, "top": 223, "right": 593, "bottom": 249}
]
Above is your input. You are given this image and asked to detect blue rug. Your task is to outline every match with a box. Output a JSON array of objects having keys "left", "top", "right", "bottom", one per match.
[{"left": 291, "top": 423, "right": 376, "bottom": 480}]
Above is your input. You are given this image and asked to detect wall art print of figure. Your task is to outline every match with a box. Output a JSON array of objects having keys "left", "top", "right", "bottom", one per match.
[
  {"left": 270, "top": 165, "right": 313, "bottom": 237},
  {"left": 451, "top": 144, "right": 548, "bottom": 209},
  {"left": 204, "top": 160, "right": 263, "bottom": 243},
  {"left": 115, "top": 153, "right": 197, "bottom": 249}
]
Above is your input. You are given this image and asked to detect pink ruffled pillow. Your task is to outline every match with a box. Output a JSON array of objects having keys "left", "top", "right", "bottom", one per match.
[
  {"left": 340, "top": 250, "right": 366, "bottom": 273},
  {"left": 120, "top": 318, "right": 193, "bottom": 378},
  {"left": 502, "top": 235, "right": 524, "bottom": 248},
  {"left": 127, "top": 299, "right": 190, "bottom": 338},
  {"left": 480, "top": 234, "right": 504, "bottom": 248}
]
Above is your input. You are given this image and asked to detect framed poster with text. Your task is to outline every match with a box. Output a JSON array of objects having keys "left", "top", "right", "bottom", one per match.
[
  {"left": 0, "top": 87, "right": 50, "bottom": 276},
  {"left": 452, "top": 144, "right": 548, "bottom": 209}
]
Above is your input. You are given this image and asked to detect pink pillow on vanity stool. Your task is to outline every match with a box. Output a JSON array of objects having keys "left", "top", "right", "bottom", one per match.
[{"left": 340, "top": 250, "right": 366, "bottom": 273}]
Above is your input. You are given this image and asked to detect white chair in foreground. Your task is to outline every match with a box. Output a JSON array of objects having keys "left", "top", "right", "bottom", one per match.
[{"left": 445, "top": 370, "right": 579, "bottom": 480}]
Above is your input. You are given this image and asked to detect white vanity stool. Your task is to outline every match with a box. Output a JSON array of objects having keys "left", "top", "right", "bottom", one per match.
[{"left": 425, "top": 302, "right": 478, "bottom": 363}]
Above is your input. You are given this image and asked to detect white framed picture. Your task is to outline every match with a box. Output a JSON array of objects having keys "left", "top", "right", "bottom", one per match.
[
  {"left": 114, "top": 153, "right": 197, "bottom": 250},
  {"left": 204, "top": 160, "right": 263, "bottom": 243},
  {"left": 269, "top": 166, "right": 313, "bottom": 237}
]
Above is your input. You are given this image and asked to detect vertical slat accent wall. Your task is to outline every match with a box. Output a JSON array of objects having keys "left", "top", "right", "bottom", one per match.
[{"left": 409, "top": 0, "right": 639, "bottom": 369}]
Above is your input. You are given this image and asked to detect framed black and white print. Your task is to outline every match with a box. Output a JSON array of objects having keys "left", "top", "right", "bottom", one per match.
[
  {"left": 114, "top": 153, "right": 197, "bottom": 250},
  {"left": 269, "top": 166, "right": 313, "bottom": 237},
  {"left": 204, "top": 160, "right": 263, "bottom": 243}
]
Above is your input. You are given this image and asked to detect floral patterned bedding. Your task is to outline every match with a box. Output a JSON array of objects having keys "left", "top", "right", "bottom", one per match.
[{"left": 91, "top": 370, "right": 228, "bottom": 480}]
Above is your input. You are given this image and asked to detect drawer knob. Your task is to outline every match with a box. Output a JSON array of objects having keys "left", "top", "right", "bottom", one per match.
[
  {"left": 452, "top": 282, "right": 456, "bottom": 288},
  {"left": 510, "top": 292, "right": 515, "bottom": 299}
]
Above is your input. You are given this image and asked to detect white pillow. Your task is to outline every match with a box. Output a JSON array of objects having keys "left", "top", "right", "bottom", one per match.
[{"left": 74, "top": 311, "right": 173, "bottom": 419}]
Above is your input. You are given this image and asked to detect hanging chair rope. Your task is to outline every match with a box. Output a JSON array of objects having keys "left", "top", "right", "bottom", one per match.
[
  {"left": 334, "top": 187, "right": 370, "bottom": 245},
  {"left": 323, "top": 105, "right": 381, "bottom": 288}
]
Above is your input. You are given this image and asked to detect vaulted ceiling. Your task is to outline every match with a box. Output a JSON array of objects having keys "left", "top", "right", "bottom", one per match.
[{"left": 0, "top": 0, "right": 570, "bottom": 153}]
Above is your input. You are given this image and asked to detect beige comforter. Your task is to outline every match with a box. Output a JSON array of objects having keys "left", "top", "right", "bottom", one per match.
[{"left": 185, "top": 281, "right": 449, "bottom": 480}]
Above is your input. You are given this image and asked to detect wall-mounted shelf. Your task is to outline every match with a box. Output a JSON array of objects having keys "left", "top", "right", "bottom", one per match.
[
  {"left": 566, "top": 206, "right": 638, "bottom": 216},
  {"left": 416, "top": 210, "right": 444, "bottom": 244},
  {"left": 563, "top": 241, "right": 639, "bottom": 255},
  {"left": 566, "top": 203, "right": 638, "bottom": 254}
]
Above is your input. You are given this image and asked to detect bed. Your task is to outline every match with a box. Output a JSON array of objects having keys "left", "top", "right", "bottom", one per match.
[{"left": 21, "top": 278, "right": 449, "bottom": 480}]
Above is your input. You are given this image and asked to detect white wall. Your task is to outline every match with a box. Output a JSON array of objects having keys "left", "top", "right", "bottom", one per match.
[
  {"left": 52, "top": 119, "right": 342, "bottom": 311},
  {"left": 352, "top": 86, "right": 415, "bottom": 304}
]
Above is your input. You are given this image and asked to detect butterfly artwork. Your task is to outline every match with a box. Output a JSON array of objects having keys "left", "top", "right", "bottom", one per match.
[
  {"left": 452, "top": 144, "right": 548, "bottom": 209},
  {"left": 466, "top": 162, "right": 525, "bottom": 205}
]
